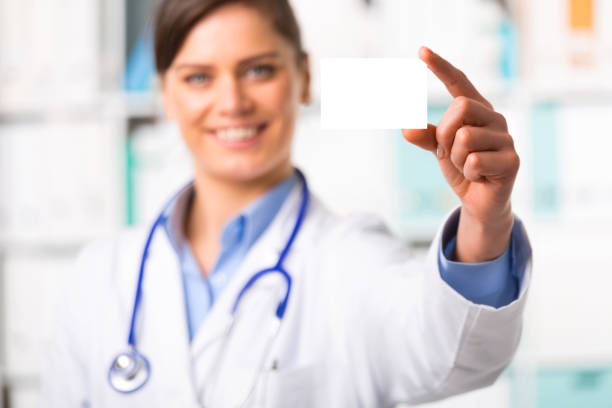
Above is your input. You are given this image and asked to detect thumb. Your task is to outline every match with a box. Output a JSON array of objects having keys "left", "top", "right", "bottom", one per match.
[
  {"left": 401, "top": 124, "right": 437, "bottom": 153},
  {"left": 403, "top": 123, "right": 465, "bottom": 194}
]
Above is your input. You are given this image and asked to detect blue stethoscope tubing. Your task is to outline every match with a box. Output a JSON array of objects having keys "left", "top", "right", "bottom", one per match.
[{"left": 108, "top": 168, "right": 309, "bottom": 394}]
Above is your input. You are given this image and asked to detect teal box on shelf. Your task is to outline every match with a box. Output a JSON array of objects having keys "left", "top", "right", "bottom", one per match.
[
  {"left": 510, "top": 366, "right": 612, "bottom": 407},
  {"left": 509, "top": 365, "right": 612, "bottom": 407},
  {"left": 536, "top": 366, "right": 612, "bottom": 407},
  {"left": 531, "top": 103, "right": 559, "bottom": 215}
]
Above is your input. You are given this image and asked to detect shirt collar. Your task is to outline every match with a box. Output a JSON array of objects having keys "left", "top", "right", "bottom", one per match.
[
  {"left": 163, "top": 170, "right": 298, "bottom": 257},
  {"left": 162, "top": 183, "right": 195, "bottom": 255},
  {"left": 239, "top": 170, "right": 297, "bottom": 251}
]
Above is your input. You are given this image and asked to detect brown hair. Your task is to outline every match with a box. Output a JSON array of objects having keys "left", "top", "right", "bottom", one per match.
[{"left": 153, "top": 0, "right": 306, "bottom": 75}]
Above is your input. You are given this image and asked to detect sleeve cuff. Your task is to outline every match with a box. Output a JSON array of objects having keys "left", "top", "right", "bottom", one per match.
[{"left": 437, "top": 208, "right": 520, "bottom": 308}]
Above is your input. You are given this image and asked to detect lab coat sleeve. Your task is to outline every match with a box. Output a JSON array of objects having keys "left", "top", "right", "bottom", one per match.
[
  {"left": 39, "top": 242, "right": 101, "bottom": 407},
  {"left": 325, "top": 209, "right": 532, "bottom": 406}
]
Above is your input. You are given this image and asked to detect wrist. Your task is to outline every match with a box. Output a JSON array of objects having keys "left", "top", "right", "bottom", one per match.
[{"left": 455, "top": 206, "right": 514, "bottom": 263}]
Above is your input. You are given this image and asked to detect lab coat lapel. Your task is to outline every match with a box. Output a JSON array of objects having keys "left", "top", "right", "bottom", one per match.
[
  {"left": 188, "top": 244, "right": 280, "bottom": 358},
  {"left": 186, "top": 183, "right": 301, "bottom": 377}
]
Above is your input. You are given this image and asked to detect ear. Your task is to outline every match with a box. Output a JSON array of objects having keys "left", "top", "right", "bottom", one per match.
[
  {"left": 299, "top": 52, "right": 312, "bottom": 105},
  {"left": 159, "top": 73, "right": 177, "bottom": 120}
]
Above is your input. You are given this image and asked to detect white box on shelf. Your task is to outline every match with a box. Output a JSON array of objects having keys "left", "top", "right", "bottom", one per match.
[
  {"left": 521, "top": 0, "right": 612, "bottom": 98},
  {"left": 557, "top": 104, "right": 612, "bottom": 222},
  {"left": 0, "top": 120, "right": 121, "bottom": 246},
  {"left": 0, "top": 0, "right": 100, "bottom": 109},
  {"left": 290, "top": 0, "right": 377, "bottom": 104},
  {"left": 525, "top": 222, "right": 612, "bottom": 366}
]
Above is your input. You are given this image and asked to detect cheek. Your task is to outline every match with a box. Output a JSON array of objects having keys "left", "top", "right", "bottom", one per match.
[
  {"left": 256, "top": 75, "right": 300, "bottom": 135},
  {"left": 173, "top": 90, "right": 214, "bottom": 126},
  {"left": 169, "top": 88, "right": 214, "bottom": 154}
]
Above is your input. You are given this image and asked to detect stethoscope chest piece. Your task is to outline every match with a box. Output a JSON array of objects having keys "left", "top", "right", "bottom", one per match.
[{"left": 108, "top": 349, "right": 151, "bottom": 393}]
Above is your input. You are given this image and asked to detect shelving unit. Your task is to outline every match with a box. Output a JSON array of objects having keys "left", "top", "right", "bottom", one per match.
[
  {"left": 1, "top": 0, "right": 611, "bottom": 406},
  {"left": 0, "top": 1, "right": 124, "bottom": 405}
]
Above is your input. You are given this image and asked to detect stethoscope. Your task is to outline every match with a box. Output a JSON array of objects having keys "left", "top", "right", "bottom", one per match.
[{"left": 108, "top": 169, "right": 309, "bottom": 396}]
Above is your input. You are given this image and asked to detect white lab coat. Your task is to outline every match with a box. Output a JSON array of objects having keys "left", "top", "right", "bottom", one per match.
[{"left": 41, "top": 179, "right": 532, "bottom": 407}]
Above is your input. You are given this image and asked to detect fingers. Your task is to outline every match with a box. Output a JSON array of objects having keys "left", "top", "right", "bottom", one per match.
[
  {"left": 436, "top": 96, "right": 507, "bottom": 158},
  {"left": 449, "top": 126, "right": 514, "bottom": 172},
  {"left": 418, "top": 46, "right": 492, "bottom": 110},
  {"left": 463, "top": 150, "right": 520, "bottom": 182},
  {"left": 401, "top": 124, "right": 437, "bottom": 153}
]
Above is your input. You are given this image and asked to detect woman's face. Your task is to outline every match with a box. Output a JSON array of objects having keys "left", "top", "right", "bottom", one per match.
[{"left": 160, "top": 3, "right": 310, "bottom": 184}]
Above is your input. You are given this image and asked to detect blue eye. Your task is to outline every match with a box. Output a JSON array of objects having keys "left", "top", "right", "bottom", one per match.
[
  {"left": 186, "top": 73, "right": 210, "bottom": 85},
  {"left": 247, "top": 65, "right": 275, "bottom": 79}
]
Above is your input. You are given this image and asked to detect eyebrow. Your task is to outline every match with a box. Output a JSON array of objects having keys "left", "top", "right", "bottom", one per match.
[{"left": 174, "top": 51, "right": 281, "bottom": 71}]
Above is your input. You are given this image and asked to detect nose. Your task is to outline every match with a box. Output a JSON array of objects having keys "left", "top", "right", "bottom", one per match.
[{"left": 216, "top": 75, "right": 254, "bottom": 117}]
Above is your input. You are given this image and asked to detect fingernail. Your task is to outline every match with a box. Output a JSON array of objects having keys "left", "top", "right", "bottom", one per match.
[{"left": 436, "top": 145, "right": 445, "bottom": 159}]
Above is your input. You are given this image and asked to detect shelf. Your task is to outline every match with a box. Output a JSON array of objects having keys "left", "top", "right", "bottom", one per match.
[
  {"left": 0, "top": 96, "right": 102, "bottom": 120},
  {"left": 0, "top": 91, "right": 164, "bottom": 120},
  {"left": 118, "top": 91, "right": 164, "bottom": 119},
  {"left": 0, "top": 230, "right": 114, "bottom": 253}
]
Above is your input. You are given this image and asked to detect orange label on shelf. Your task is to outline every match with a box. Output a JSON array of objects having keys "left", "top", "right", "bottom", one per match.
[{"left": 569, "top": 0, "right": 594, "bottom": 31}]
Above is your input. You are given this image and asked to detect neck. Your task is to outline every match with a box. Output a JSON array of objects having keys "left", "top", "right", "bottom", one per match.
[{"left": 185, "top": 163, "right": 294, "bottom": 254}]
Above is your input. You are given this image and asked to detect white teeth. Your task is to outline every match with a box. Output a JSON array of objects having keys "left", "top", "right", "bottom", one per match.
[{"left": 216, "top": 126, "right": 258, "bottom": 141}]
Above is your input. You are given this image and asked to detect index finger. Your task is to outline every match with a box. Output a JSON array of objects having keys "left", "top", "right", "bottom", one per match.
[{"left": 418, "top": 46, "right": 493, "bottom": 109}]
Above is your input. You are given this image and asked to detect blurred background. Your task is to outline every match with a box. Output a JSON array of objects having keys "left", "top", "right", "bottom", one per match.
[{"left": 1, "top": 0, "right": 611, "bottom": 406}]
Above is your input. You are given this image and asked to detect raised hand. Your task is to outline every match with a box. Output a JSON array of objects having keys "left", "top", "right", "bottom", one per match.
[{"left": 402, "top": 47, "right": 519, "bottom": 263}]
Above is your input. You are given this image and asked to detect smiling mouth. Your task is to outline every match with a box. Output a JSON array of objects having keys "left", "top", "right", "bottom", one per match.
[{"left": 210, "top": 123, "right": 268, "bottom": 142}]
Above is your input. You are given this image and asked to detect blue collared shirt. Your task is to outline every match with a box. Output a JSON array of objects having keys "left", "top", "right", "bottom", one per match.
[
  {"left": 164, "top": 172, "right": 527, "bottom": 342},
  {"left": 163, "top": 172, "right": 298, "bottom": 341}
]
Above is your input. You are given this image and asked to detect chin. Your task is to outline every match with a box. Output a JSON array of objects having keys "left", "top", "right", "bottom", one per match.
[{"left": 208, "top": 158, "right": 278, "bottom": 184}]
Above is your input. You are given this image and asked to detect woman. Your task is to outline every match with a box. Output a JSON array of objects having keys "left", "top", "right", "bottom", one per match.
[{"left": 42, "top": 0, "right": 531, "bottom": 406}]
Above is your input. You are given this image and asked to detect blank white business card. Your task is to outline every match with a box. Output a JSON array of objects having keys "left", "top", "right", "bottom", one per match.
[{"left": 320, "top": 58, "right": 427, "bottom": 130}]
